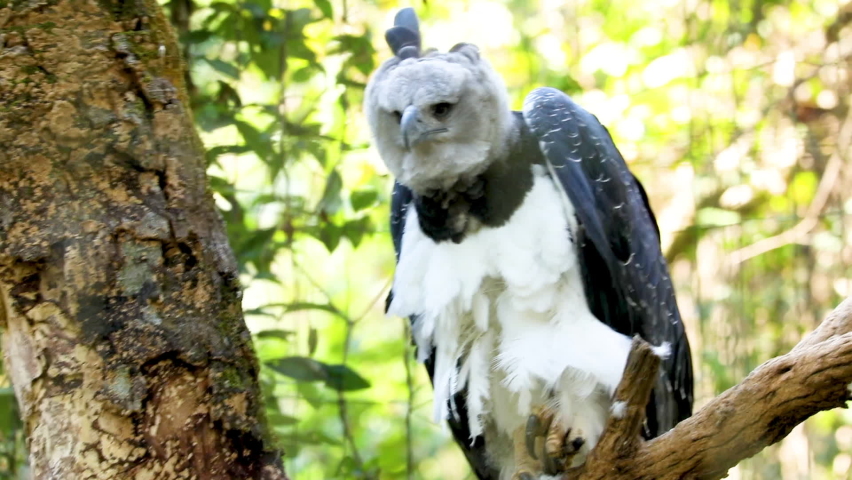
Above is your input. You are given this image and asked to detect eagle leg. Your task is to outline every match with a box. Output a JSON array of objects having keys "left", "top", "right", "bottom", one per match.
[{"left": 512, "top": 420, "right": 541, "bottom": 480}]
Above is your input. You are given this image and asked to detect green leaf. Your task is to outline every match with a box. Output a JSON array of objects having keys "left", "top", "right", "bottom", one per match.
[
  {"left": 0, "top": 387, "right": 20, "bottom": 433},
  {"left": 308, "top": 327, "right": 318, "bottom": 356},
  {"left": 314, "top": 0, "right": 333, "bottom": 19},
  {"left": 304, "top": 139, "right": 327, "bottom": 166},
  {"left": 253, "top": 269, "right": 280, "bottom": 283},
  {"left": 242, "top": 3, "right": 267, "bottom": 19},
  {"left": 250, "top": 193, "right": 284, "bottom": 207},
  {"left": 287, "top": 42, "right": 318, "bottom": 65},
  {"left": 295, "top": 381, "right": 323, "bottom": 409},
  {"left": 213, "top": 11, "right": 238, "bottom": 38},
  {"left": 216, "top": 81, "right": 242, "bottom": 107},
  {"left": 208, "top": 1, "right": 236, "bottom": 13},
  {"left": 291, "top": 65, "right": 317, "bottom": 83},
  {"left": 207, "top": 175, "right": 236, "bottom": 195},
  {"left": 234, "top": 119, "right": 273, "bottom": 161},
  {"left": 195, "top": 102, "right": 236, "bottom": 132},
  {"left": 206, "top": 144, "right": 250, "bottom": 166},
  {"left": 324, "top": 364, "right": 370, "bottom": 391},
  {"left": 350, "top": 188, "right": 378, "bottom": 211},
  {"left": 343, "top": 217, "right": 373, "bottom": 247},
  {"left": 204, "top": 58, "right": 241, "bottom": 80},
  {"left": 265, "top": 356, "right": 369, "bottom": 391},
  {"left": 283, "top": 302, "right": 342, "bottom": 317},
  {"left": 318, "top": 222, "right": 341, "bottom": 251},
  {"left": 267, "top": 412, "right": 300, "bottom": 426},
  {"left": 555, "top": 73, "right": 583, "bottom": 95},
  {"left": 182, "top": 30, "right": 214, "bottom": 44},
  {"left": 337, "top": 457, "right": 360, "bottom": 477},
  {"left": 255, "top": 329, "right": 296, "bottom": 340},
  {"left": 295, "top": 430, "right": 342, "bottom": 445},
  {"left": 318, "top": 169, "right": 343, "bottom": 214},
  {"left": 247, "top": 302, "right": 346, "bottom": 320},
  {"left": 236, "top": 227, "right": 277, "bottom": 257},
  {"left": 288, "top": 8, "right": 317, "bottom": 29},
  {"left": 266, "top": 356, "right": 328, "bottom": 382}
]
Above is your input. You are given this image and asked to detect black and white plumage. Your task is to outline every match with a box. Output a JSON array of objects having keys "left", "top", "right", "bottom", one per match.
[{"left": 367, "top": 9, "right": 693, "bottom": 480}]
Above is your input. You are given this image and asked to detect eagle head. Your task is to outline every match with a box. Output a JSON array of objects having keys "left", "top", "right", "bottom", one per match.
[{"left": 364, "top": 8, "right": 514, "bottom": 194}]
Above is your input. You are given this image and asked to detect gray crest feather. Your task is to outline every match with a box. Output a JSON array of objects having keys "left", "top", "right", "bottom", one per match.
[
  {"left": 385, "top": 7, "right": 421, "bottom": 59},
  {"left": 450, "top": 43, "right": 480, "bottom": 61}
]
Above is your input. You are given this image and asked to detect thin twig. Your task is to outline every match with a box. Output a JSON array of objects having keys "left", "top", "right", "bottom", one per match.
[
  {"left": 402, "top": 319, "right": 415, "bottom": 480},
  {"left": 337, "top": 320, "right": 365, "bottom": 469}
]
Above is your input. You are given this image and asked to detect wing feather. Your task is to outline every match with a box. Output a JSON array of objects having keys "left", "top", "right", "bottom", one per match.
[{"left": 522, "top": 87, "right": 693, "bottom": 435}]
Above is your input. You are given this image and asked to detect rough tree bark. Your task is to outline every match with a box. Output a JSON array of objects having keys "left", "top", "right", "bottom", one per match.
[
  {"left": 0, "top": 1, "right": 286, "bottom": 478},
  {"left": 567, "top": 297, "right": 852, "bottom": 480}
]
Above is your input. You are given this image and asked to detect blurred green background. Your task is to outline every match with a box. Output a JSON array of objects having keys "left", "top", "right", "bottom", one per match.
[{"left": 3, "top": 0, "right": 852, "bottom": 478}]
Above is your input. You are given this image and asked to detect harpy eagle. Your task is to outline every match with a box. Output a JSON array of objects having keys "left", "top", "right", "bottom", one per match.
[{"left": 365, "top": 9, "right": 693, "bottom": 479}]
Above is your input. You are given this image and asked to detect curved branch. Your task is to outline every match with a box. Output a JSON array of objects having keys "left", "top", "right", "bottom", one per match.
[{"left": 568, "top": 296, "right": 852, "bottom": 480}]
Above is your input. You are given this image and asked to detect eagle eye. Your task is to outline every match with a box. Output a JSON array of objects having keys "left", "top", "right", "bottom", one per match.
[{"left": 432, "top": 102, "right": 453, "bottom": 119}]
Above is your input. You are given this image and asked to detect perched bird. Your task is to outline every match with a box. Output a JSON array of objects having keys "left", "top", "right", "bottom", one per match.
[{"left": 365, "top": 9, "right": 693, "bottom": 480}]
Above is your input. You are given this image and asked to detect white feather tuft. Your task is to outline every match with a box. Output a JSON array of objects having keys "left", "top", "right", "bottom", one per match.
[
  {"left": 465, "top": 331, "right": 494, "bottom": 439},
  {"left": 652, "top": 342, "right": 672, "bottom": 360},
  {"left": 610, "top": 401, "right": 627, "bottom": 419},
  {"left": 472, "top": 291, "right": 489, "bottom": 332}
]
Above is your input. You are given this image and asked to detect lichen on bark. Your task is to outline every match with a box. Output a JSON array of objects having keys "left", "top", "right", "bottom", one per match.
[{"left": 0, "top": 0, "right": 286, "bottom": 478}]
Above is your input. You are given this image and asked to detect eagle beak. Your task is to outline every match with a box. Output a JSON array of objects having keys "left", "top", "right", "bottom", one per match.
[
  {"left": 401, "top": 105, "right": 450, "bottom": 150},
  {"left": 400, "top": 105, "right": 422, "bottom": 150}
]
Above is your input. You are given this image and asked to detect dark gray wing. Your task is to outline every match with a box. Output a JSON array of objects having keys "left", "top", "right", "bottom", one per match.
[
  {"left": 387, "top": 181, "right": 498, "bottom": 480},
  {"left": 522, "top": 87, "right": 693, "bottom": 435}
]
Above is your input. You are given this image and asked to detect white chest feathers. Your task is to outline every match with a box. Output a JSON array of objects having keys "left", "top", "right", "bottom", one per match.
[{"left": 387, "top": 166, "right": 633, "bottom": 470}]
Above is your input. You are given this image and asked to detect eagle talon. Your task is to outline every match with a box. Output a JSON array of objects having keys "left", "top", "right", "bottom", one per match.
[
  {"left": 525, "top": 414, "right": 542, "bottom": 459},
  {"left": 542, "top": 447, "right": 562, "bottom": 475},
  {"left": 525, "top": 407, "right": 555, "bottom": 459},
  {"left": 542, "top": 418, "right": 571, "bottom": 474}
]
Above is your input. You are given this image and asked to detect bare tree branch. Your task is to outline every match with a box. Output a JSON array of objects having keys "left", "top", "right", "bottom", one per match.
[{"left": 567, "top": 296, "right": 852, "bottom": 480}]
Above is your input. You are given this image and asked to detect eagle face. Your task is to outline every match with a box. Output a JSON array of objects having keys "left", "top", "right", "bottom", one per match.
[{"left": 365, "top": 44, "right": 514, "bottom": 194}]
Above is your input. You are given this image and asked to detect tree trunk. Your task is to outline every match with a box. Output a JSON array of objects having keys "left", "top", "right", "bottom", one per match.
[{"left": 0, "top": 1, "right": 287, "bottom": 478}]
